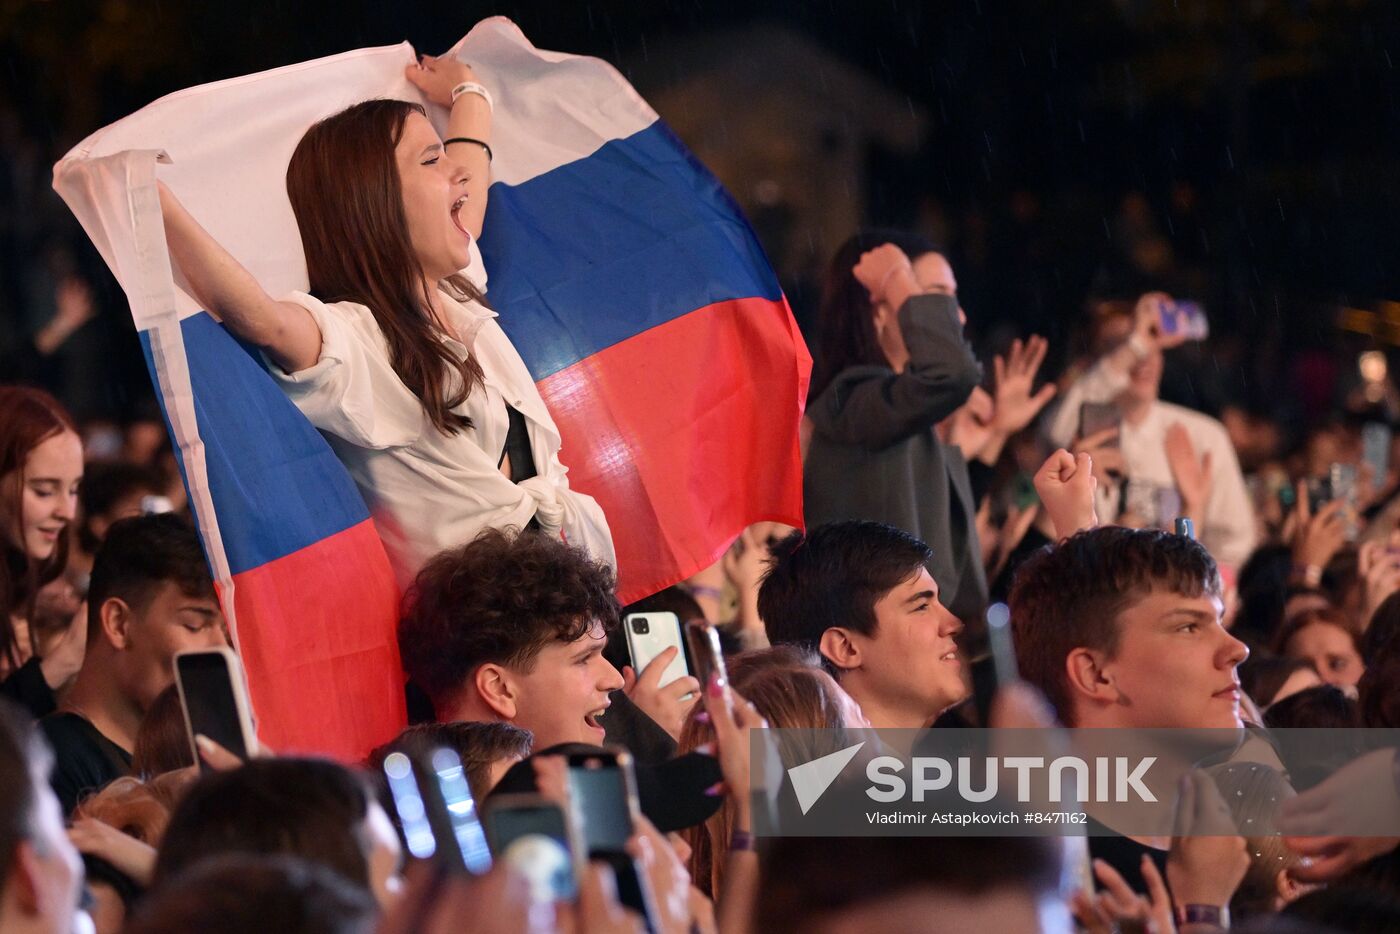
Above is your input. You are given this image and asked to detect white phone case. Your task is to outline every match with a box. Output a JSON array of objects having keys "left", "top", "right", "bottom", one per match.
[{"left": 623, "top": 612, "right": 690, "bottom": 687}]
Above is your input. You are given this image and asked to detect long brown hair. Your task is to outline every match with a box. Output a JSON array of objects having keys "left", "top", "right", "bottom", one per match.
[
  {"left": 287, "top": 99, "right": 486, "bottom": 435},
  {"left": 677, "top": 646, "right": 860, "bottom": 897},
  {"left": 0, "top": 386, "right": 78, "bottom": 669},
  {"left": 810, "top": 228, "right": 940, "bottom": 401}
]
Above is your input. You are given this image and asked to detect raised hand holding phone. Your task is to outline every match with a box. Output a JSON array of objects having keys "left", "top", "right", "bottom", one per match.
[
  {"left": 481, "top": 792, "right": 579, "bottom": 902},
  {"left": 173, "top": 647, "right": 257, "bottom": 772},
  {"left": 383, "top": 747, "right": 492, "bottom": 877},
  {"left": 566, "top": 750, "right": 661, "bottom": 930}
]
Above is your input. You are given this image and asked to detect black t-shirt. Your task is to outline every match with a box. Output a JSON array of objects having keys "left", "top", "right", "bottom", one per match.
[
  {"left": 0, "top": 656, "right": 58, "bottom": 719},
  {"left": 40, "top": 712, "right": 132, "bottom": 815},
  {"left": 1086, "top": 815, "right": 1170, "bottom": 895}
]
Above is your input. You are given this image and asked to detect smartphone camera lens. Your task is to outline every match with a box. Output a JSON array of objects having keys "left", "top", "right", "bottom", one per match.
[{"left": 631, "top": 619, "right": 650, "bottom": 635}]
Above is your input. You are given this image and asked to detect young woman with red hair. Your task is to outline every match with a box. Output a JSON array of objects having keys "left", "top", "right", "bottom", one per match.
[{"left": 0, "top": 386, "right": 87, "bottom": 717}]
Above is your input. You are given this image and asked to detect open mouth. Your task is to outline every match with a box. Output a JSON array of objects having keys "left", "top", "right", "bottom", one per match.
[
  {"left": 450, "top": 195, "right": 470, "bottom": 240},
  {"left": 584, "top": 706, "right": 608, "bottom": 733},
  {"left": 940, "top": 649, "right": 960, "bottom": 665}
]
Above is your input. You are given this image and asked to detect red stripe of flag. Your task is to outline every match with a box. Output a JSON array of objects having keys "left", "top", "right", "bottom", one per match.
[
  {"left": 539, "top": 297, "right": 811, "bottom": 603},
  {"left": 222, "top": 519, "right": 405, "bottom": 758}
]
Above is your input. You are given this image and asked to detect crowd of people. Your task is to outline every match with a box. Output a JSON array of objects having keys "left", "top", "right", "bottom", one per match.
[{"left": 5, "top": 52, "right": 1400, "bottom": 934}]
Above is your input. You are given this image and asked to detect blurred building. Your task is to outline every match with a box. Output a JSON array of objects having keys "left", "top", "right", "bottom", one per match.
[{"left": 629, "top": 23, "right": 927, "bottom": 292}]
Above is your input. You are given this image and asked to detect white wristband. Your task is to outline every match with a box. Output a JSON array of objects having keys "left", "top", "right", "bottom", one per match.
[{"left": 451, "top": 81, "right": 493, "bottom": 111}]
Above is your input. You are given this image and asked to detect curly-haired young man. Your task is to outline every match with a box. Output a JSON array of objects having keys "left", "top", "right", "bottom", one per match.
[{"left": 398, "top": 529, "right": 625, "bottom": 749}]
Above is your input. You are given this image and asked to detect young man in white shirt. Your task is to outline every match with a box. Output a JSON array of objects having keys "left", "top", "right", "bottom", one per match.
[{"left": 1046, "top": 293, "right": 1257, "bottom": 577}]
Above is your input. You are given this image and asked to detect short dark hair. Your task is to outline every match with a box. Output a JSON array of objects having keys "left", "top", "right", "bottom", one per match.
[
  {"left": 1263, "top": 685, "right": 1361, "bottom": 731},
  {"left": 0, "top": 699, "right": 48, "bottom": 900},
  {"left": 127, "top": 854, "right": 376, "bottom": 934},
  {"left": 1363, "top": 591, "right": 1400, "bottom": 666},
  {"left": 757, "top": 836, "right": 1061, "bottom": 930},
  {"left": 758, "top": 521, "right": 932, "bottom": 676},
  {"left": 398, "top": 528, "right": 620, "bottom": 711},
  {"left": 88, "top": 513, "right": 216, "bottom": 634},
  {"left": 367, "top": 721, "right": 533, "bottom": 801},
  {"left": 153, "top": 758, "right": 374, "bottom": 891},
  {"left": 77, "top": 461, "right": 166, "bottom": 552},
  {"left": 1360, "top": 655, "right": 1400, "bottom": 728},
  {"left": 1239, "top": 653, "right": 1315, "bottom": 708},
  {"left": 1008, "top": 527, "right": 1222, "bottom": 724}
]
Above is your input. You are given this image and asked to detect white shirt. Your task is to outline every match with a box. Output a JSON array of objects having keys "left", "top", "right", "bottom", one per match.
[
  {"left": 1047, "top": 359, "right": 1257, "bottom": 572},
  {"left": 270, "top": 287, "right": 615, "bottom": 589}
]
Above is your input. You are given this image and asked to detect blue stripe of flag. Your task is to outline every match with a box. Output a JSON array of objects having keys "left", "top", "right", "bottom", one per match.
[
  {"left": 139, "top": 313, "right": 371, "bottom": 576},
  {"left": 479, "top": 121, "right": 783, "bottom": 381}
]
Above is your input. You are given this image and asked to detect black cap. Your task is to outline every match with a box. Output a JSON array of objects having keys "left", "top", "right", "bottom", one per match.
[{"left": 488, "top": 743, "right": 724, "bottom": 833}]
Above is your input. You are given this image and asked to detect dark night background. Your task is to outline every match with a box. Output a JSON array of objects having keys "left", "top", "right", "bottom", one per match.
[{"left": 3, "top": 0, "right": 1399, "bottom": 424}]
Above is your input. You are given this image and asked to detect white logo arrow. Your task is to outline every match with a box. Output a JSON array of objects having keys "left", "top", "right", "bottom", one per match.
[{"left": 787, "top": 742, "right": 866, "bottom": 815}]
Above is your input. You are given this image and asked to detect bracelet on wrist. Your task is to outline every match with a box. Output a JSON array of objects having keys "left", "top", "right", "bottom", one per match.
[
  {"left": 1291, "top": 563, "right": 1324, "bottom": 588},
  {"left": 684, "top": 583, "right": 724, "bottom": 602},
  {"left": 443, "top": 137, "right": 493, "bottom": 163},
  {"left": 729, "top": 829, "right": 755, "bottom": 852},
  {"left": 1175, "top": 904, "right": 1228, "bottom": 929},
  {"left": 450, "top": 81, "right": 494, "bottom": 111}
]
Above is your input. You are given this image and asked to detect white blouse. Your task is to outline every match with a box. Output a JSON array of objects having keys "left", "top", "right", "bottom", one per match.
[{"left": 269, "top": 287, "right": 615, "bottom": 589}]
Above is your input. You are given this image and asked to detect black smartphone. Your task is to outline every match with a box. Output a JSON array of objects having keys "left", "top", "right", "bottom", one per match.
[
  {"left": 482, "top": 793, "right": 579, "bottom": 901},
  {"left": 972, "top": 603, "right": 1019, "bottom": 724},
  {"left": 565, "top": 750, "right": 657, "bottom": 931},
  {"left": 382, "top": 747, "right": 492, "bottom": 875},
  {"left": 1078, "top": 402, "right": 1121, "bottom": 447},
  {"left": 173, "top": 647, "right": 256, "bottom": 770},
  {"left": 684, "top": 620, "right": 731, "bottom": 716},
  {"left": 1364, "top": 422, "right": 1392, "bottom": 483}
]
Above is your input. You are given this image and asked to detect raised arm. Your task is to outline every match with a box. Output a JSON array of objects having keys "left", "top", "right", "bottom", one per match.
[
  {"left": 157, "top": 182, "right": 322, "bottom": 372},
  {"left": 407, "top": 55, "right": 492, "bottom": 240},
  {"left": 811, "top": 245, "right": 981, "bottom": 450}
]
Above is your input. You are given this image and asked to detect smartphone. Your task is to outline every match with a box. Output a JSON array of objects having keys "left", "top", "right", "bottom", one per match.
[
  {"left": 1078, "top": 402, "right": 1121, "bottom": 448},
  {"left": 565, "top": 750, "right": 657, "bottom": 930},
  {"left": 1364, "top": 422, "right": 1391, "bottom": 483},
  {"left": 1156, "top": 487, "right": 1183, "bottom": 530},
  {"left": 1159, "top": 299, "right": 1209, "bottom": 341},
  {"left": 173, "top": 647, "right": 257, "bottom": 770},
  {"left": 566, "top": 749, "right": 640, "bottom": 852},
  {"left": 482, "top": 793, "right": 579, "bottom": 901},
  {"left": 382, "top": 748, "right": 492, "bottom": 875},
  {"left": 1010, "top": 473, "right": 1039, "bottom": 511},
  {"left": 1123, "top": 479, "right": 1162, "bottom": 529},
  {"left": 683, "top": 620, "right": 726, "bottom": 688},
  {"left": 623, "top": 612, "right": 690, "bottom": 687},
  {"left": 973, "top": 603, "right": 1019, "bottom": 724},
  {"left": 1330, "top": 463, "right": 1360, "bottom": 542}
]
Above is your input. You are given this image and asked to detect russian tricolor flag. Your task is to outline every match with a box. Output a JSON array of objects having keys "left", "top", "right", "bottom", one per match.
[
  {"left": 457, "top": 20, "right": 810, "bottom": 601},
  {"left": 51, "top": 19, "right": 808, "bottom": 757}
]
